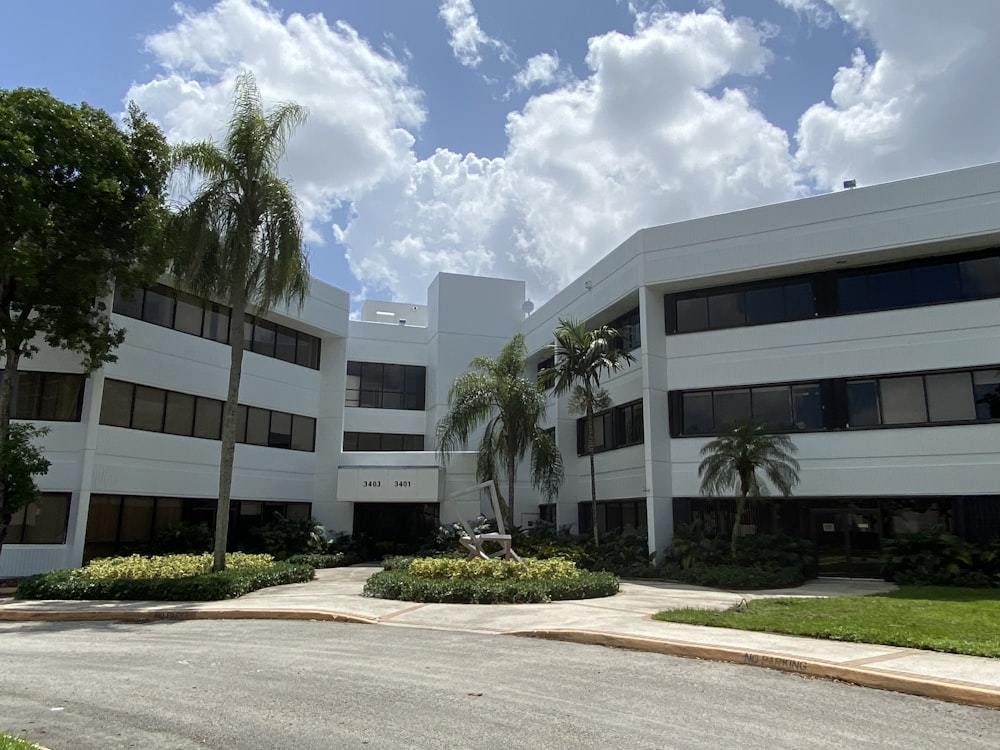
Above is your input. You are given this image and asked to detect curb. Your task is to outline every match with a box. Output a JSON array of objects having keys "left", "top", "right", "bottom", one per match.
[
  {"left": 508, "top": 629, "right": 1000, "bottom": 711},
  {"left": 0, "top": 607, "right": 377, "bottom": 626}
]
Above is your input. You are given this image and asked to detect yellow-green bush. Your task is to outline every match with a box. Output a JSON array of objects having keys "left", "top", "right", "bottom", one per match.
[
  {"left": 74, "top": 553, "right": 275, "bottom": 580},
  {"left": 407, "top": 557, "right": 580, "bottom": 581}
]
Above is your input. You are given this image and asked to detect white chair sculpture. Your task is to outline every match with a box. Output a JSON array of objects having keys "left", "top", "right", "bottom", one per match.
[{"left": 449, "top": 480, "right": 521, "bottom": 562}]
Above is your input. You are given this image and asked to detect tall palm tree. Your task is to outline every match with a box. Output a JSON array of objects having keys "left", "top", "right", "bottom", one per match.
[
  {"left": 436, "top": 333, "right": 563, "bottom": 529},
  {"left": 169, "top": 72, "right": 309, "bottom": 571},
  {"left": 698, "top": 419, "right": 801, "bottom": 557},
  {"left": 543, "top": 318, "right": 635, "bottom": 545}
]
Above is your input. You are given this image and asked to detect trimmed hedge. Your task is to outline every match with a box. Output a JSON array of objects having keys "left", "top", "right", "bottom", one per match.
[
  {"left": 77, "top": 552, "right": 274, "bottom": 579},
  {"left": 16, "top": 562, "right": 314, "bottom": 601},
  {"left": 658, "top": 562, "right": 804, "bottom": 590},
  {"left": 285, "top": 552, "right": 353, "bottom": 569},
  {"left": 363, "top": 569, "right": 619, "bottom": 603},
  {"left": 408, "top": 557, "right": 579, "bottom": 580}
]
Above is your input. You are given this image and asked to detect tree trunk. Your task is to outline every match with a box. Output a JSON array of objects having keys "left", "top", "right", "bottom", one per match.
[
  {"left": 587, "top": 400, "right": 599, "bottom": 546},
  {"left": 732, "top": 472, "right": 750, "bottom": 558},
  {"left": 507, "top": 452, "right": 516, "bottom": 532},
  {"left": 0, "top": 347, "right": 23, "bottom": 553},
  {"left": 213, "top": 287, "right": 247, "bottom": 572}
]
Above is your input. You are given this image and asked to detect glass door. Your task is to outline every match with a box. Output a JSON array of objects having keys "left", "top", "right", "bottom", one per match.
[{"left": 811, "top": 508, "right": 882, "bottom": 577}]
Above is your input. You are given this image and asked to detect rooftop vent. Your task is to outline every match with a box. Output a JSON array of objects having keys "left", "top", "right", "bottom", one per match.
[{"left": 843, "top": 179, "right": 857, "bottom": 189}]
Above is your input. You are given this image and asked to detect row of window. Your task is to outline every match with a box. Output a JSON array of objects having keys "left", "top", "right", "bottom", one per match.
[
  {"left": 343, "top": 432, "right": 425, "bottom": 451},
  {"left": 576, "top": 399, "right": 644, "bottom": 455},
  {"left": 6, "top": 371, "right": 85, "bottom": 422},
  {"left": 671, "top": 364, "right": 1000, "bottom": 436},
  {"left": 665, "top": 247, "right": 1000, "bottom": 334},
  {"left": 345, "top": 361, "right": 427, "bottom": 411},
  {"left": 99, "top": 379, "right": 316, "bottom": 451},
  {"left": 113, "top": 284, "right": 322, "bottom": 369},
  {"left": 5, "top": 492, "right": 70, "bottom": 544},
  {"left": 608, "top": 307, "right": 642, "bottom": 352},
  {"left": 85, "top": 494, "right": 310, "bottom": 560},
  {"left": 578, "top": 498, "right": 647, "bottom": 535}
]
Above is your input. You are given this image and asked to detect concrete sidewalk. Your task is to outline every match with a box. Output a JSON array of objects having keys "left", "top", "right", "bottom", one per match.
[{"left": 2, "top": 565, "right": 999, "bottom": 710}]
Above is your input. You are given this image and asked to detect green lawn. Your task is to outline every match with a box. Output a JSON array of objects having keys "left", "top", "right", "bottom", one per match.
[
  {"left": 0, "top": 734, "right": 41, "bottom": 750},
  {"left": 653, "top": 586, "right": 1000, "bottom": 658}
]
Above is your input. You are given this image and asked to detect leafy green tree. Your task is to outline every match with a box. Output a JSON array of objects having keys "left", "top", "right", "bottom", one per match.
[
  {"left": 169, "top": 72, "right": 309, "bottom": 572},
  {"left": 1, "top": 87, "right": 170, "bottom": 548},
  {"left": 0, "top": 424, "right": 51, "bottom": 550},
  {"left": 436, "top": 333, "right": 563, "bottom": 529},
  {"left": 697, "top": 419, "right": 801, "bottom": 557},
  {"left": 543, "top": 318, "right": 635, "bottom": 545}
]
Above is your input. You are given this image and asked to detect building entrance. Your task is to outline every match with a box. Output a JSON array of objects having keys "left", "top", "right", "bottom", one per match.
[
  {"left": 811, "top": 508, "right": 882, "bottom": 577},
  {"left": 352, "top": 502, "right": 439, "bottom": 559}
]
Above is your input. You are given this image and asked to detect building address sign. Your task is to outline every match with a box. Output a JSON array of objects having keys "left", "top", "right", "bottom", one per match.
[{"left": 338, "top": 466, "right": 441, "bottom": 503}]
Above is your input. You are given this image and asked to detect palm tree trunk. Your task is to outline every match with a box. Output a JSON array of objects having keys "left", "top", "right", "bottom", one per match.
[
  {"left": 731, "top": 485, "right": 749, "bottom": 558},
  {"left": 507, "top": 453, "right": 516, "bottom": 531},
  {"left": 587, "top": 401, "right": 598, "bottom": 546},
  {"left": 0, "top": 347, "right": 22, "bottom": 550},
  {"left": 213, "top": 286, "right": 247, "bottom": 572}
]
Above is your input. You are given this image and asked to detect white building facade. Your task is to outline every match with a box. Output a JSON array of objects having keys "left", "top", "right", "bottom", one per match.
[{"left": 4, "top": 162, "right": 1000, "bottom": 577}]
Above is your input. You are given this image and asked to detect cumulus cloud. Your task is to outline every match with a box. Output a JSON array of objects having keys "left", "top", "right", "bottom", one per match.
[
  {"left": 794, "top": 0, "right": 1000, "bottom": 190},
  {"left": 774, "top": 0, "right": 836, "bottom": 27},
  {"left": 128, "top": 0, "right": 424, "bottom": 242},
  {"left": 512, "top": 53, "right": 563, "bottom": 91},
  {"left": 437, "top": 0, "right": 509, "bottom": 69}
]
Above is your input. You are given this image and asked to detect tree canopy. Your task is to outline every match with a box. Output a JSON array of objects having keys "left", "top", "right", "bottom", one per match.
[
  {"left": 0, "top": 424, "right": 50, "bottom": 548},
  {"left": 168, "top": 71, "right": 309, "bottom": 572}
]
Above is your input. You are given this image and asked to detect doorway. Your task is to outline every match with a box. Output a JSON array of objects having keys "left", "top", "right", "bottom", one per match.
[
  {"left": 352, "top": 502, "right": 439, "bottom": 559},
  {"left": 811, "top": 508, "right": 882, "bottom": 577}
]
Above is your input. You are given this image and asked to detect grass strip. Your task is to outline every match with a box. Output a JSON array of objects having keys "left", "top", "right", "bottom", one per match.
[{"left": 653, "top": 586, "right": 1000, "bottom": 658}]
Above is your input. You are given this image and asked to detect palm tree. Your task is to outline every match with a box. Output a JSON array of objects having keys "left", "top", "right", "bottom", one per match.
[
  {"left": 698, "top": 419, "right": 801, "bottom": 557},
  {"left": 436, "top": 333, "right": 563, "bottom": 529},
  {"left": 169, "top": 72, "right": 309, "bottom": 571},
  {"left": 543, "top": 318, "right": 635, "bottom": 545}
]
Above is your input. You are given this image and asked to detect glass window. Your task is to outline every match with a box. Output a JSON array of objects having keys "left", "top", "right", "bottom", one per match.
[
  {"left": 869, "top": 268, "right": 914, "bottom": 309},
  {"left": 296, "top": 335, "right": 320, "bottom": 369},
  {"left": 847, "top": 380, "right": 880, "bottom": 427},
  {"left": 268, "top": 411, "right": 292, "bottom": 449},
  {"left": 357, "top": 432, "right": 380, "bottom": 451},
  {"left": 925, "top": 372, "right": 975, "bottom": 422},
  {"left": 100, "top": 380, "right": 134, "bottom": 427},
  {"left": 343, "top": 432, "right": 359, "bottom": 451},
  {"left": 291, "top": 415, "right": 315, "bottom": 452},
  {"left": 39, "top": 374, "right": 83, "bottom": 421},
  {"left": 234, "top": 404, "right": 248, "bottom": 443},
  {"left": 879, "top": 376, "right": 927, "bottom": 424},
  {"left": 381, "top": 391, "right": 403, "bottom": 409},
  {"left": 113, "top": 285, "right": 144, "bottom": 318},
  {"left": 85, "top": 495, "right": 122, "bottom": 545},
  {"left": 173, "top": 291, "right": 204, "bottom": 336},
  {"left": 402, "top": 434, "right": 425, "bottom": 451},
  {"left": 119, "top": 496, "right": 155, "bottom": 543},
  {"left": 751, "top": 386, "right": 792, "bottom": 429},
  {"left": 345, "top": 372, "right": 360, "bottom": 407},
  {"left": 252, "top": 319, "right": 277, "bottom": 357},
  {"left": 383, "top": 364, "right": 404, "bottom": 393},
  {"left": 202, "top": 303, "right": 230, "bottom": 344},
  {"left": 243, "top": 317, "right": 255, "bottom": 351},
  {"left": 13, "top": 371, "right": 42, "bottom": 419},
  {"left": 791, "top": 383, "right": 823, "bottom": 430},
  {"left": 744, "top": 286, "right": 784, "bottom": 326},
  {"left": 675, "top": 297, "right": 708, "bottom": 333},
  {"left": 7, "top": 492, "right": 70, "bottom": 544},
  {"left": 707, "top": 292, "right": 744, "bottom": 329},
  {"left": 960, "top": 256, "right": 1000, "bottom": 298},
  {"left": 193, "top": 397, "right": 222, "bottom": 440},
  {"left": 360, "top": 362, "right": 383, "bottom": 391},
  {"left": 404, "top": 366, "right": 426, "bottom": 410},
  {"left": 973, "top": 370, "right": 1000, "bottom": 419},
  {"left": 274, "top": 326, "right": 297, "bottom": 363},
  {"left": 141, "top": 286, "right": 175, "bottom": 327},
  {"left": 713, "top": 389, "right": 751, "bottom": 430},
  {"left": 381, "top": 433, "right": 404, "bottom": 451},
  {"left": 836, "top": 275, "right": 869, "bottom": 314},
  {"left": 783, "top": 282, "right": 815, "bottom": 321},
  {"left": 132, "top": 386, "right": 166, "bottom": 432},
  {"left": 913, "top": 263, "right": 961, "bottom": 304},
  {"left": 682, "top": 392, "right": 713, "bottom": 434},
  {"left": 164, "top": 391, "right": 196, "bottom": 435},
  {"left": 244, "top": 407, "right": 270, "bottom": 446},
  {"left": 154, "top": 497, "right": 184, "bottom": 529}
]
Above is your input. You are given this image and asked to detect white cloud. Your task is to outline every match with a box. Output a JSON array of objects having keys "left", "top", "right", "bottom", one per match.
[
  {"left": 795, "top": 0, "right": 1000, "bottom": 190},
  {"left": 437, "top": 0, "right": 509, "bottom": 69},
  {"left": 774, "top": 0, "right": 836, "bottom": 28},
  {"left": 512, "top": 53, "right": 563, "bottom": 91},
  {"left": 128, "top": 0, "right": 424, "bottom": 246}
]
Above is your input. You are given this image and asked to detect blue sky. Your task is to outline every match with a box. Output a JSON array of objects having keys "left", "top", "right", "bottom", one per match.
[{"left": 3, "top": 1, "right": 998, "bottom": 308}]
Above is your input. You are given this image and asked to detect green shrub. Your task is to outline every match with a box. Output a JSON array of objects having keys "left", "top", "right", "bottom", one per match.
[
  {"left": 382, "top": 555, "right": 417, "bottom": 570},
  {"left": 660, "top": 523, "right": 816, "bottom": 581},
  {"left": 285, "top": 553, "right": 351, "bottom": 569},
  {"left": 76, "top": 552, "right": 273, "bottom": 580},
  {"left": 240, "top": 514, "right": 326, "bottom": 560},
  {"left": 363, "top": 569, "right": 619, "bottom": 603},
  {"left": 143, "top": 521, "right": 213, "bottom": 555},
  {"left": 16, "top": 562, "right": 314, "bottom": 601},
  {"left": 658, "top": 562, "right": 804, "bottom": 589},
  {"left": 407, "top": 557, "right": 580, "bottom": 580}
]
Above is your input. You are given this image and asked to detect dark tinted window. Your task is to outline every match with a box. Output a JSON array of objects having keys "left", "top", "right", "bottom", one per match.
[
  {"left": 173, "top": 291, "right": 204, "bottom": 336},
  {"left": 973, "top": 370, "right": 1000, "bottom": 419},
  {"left": 879, "top": 376, "right": 926, "bottom": 424},
  {"left": 100, "top": 380, "right": 134, "bottom": 427},
  {"left": 913, "top": 263, "right": 960, "bottom": 303},
  {"left": 268, "top": 411, "right": 292, "bottom": 449},
  {"left": 707, "top": 292, "right": 744, "bottom": 329},
  {"left": 275, "top": 326, "right": 297, "bottom": 363},
  {"left": 164, "top": 392, "right": 196, "bottom": 435},
  {"left": 132, "top": 386, "right": 166, "bottom": 432},
  {"left": 925, "top": 372, "right": 975, "bottom": 422},
  {"left": 142, "top": 286, "right": 175, "bottom": 327},
  {"left": 251, "top": 319, "right": 276, "bottom": 357},
  {"left": 783, "top": 282, "right": 815, "bottom": 320},
  {"left": 194, "top": 397, "right": 223, "bottom": 440},
  {"left": 113, "top": 285, "right": 144, "bottom": 318},
  {"left": 792, "top": 384, "right": 823, "bottom": 429},
  {"left": 713, "top": 389, "right": 751, "bottom": 429},
  {"left": 291, "top": 415, "right": 315, "bottom": 451},
  {"left": 869, "top": 269, "right": 914, "bottom": 309},
  {"left": 751, "top": 386, "right": 792, "bottom": 429},
  {"left": 202, "top": 303, "right": 230, "bottom": 343},
  {"left": 7, "top": 492, "right": 71, "bottom": 544},
  {"left": 682, "top": 392, "right": 713, "bottom": 434},
  {"left": 960, "top": 256, "right": 1000, "bottom": 298},
  {"left": 676, "top": 297, "right": 708, "bottom": 333},
  {"left": 745, "top": 286, "right": 784, "bottom": 326},
  {"left": 847, "top": 380, "right": 880, "bottom": 427},
  {"left": 245, "top": 406, "right": 272, "bottom": 446},
  {"left": 836, "top": 275, "right": 869, "bottom": 314}
]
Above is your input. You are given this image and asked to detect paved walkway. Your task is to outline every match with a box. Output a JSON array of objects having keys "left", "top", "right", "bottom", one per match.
[{"left": 2, "top": 565, "right": 999, "bottom": 710}]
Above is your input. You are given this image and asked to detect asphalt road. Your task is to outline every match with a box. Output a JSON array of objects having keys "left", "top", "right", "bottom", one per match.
[{"left": 1, "top": 620, "right": 997, "bottom": 749}]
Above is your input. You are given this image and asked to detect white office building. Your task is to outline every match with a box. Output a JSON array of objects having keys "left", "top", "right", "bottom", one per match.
[{"left": 3, "top": 161, "right": 1000, "bottom": 577}]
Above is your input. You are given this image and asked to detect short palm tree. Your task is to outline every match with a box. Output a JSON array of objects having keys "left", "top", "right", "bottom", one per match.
[
  {"left": 543, "top": 318, "right": 635, "bottom": 545},
  {"left": 169, "top": 72, "right": 309, "bottom": 572},
  {"left": 698, "top": 419, "right": 801, "bottom": 557},
  {"left": 436, "top": 333, "right": 563, "bottom": 529}
]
